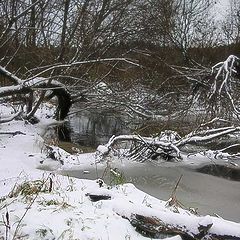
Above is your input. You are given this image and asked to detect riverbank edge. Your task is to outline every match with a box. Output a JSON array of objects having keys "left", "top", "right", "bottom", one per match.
[{"left": 0, "top": 105, "right": 240, "bottom": 239}]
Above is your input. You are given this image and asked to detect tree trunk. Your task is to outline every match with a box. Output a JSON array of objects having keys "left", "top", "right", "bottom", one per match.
[
  {"left": 0, "top": 66, "right": 72, "bottom": 121},
  {"left": 129, "top": 214, "right": 240, "bottom": 240}
]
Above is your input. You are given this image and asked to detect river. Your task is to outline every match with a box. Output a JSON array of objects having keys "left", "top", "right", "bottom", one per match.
[{"left": 62, "top": 109, "right": 240, "bottom": 223}]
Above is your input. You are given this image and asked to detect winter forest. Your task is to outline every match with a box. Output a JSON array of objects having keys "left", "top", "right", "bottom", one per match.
[{"left": 1, "top": 0, "right": 240, "bottom": 239}]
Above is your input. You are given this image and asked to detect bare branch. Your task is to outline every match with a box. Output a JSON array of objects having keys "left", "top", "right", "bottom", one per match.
[
  {"left": 0, "top": 110, "right": 22, "bottom": 124},
  {"left": 0, "top": 0, "right": 43, "bottom": 40},
  {"left": 0, "top": 66, "right": 23, "bottom": 85},
  {"left": 24, "top": 58, "right": 141, "bottom": 81}
]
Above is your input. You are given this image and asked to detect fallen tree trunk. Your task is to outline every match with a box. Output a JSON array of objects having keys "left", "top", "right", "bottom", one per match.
[
  {"left": 97, "top": 126, "right": 240, "bottom": 162},
  {"left": 87, "top": 187, "right": 240, "bottom": 240},
  {"left": 129, "top": 214, "right": 240, "bottom": 240},
  {"left": 130, "top": 214, "right": 208, "bottom": 239}
]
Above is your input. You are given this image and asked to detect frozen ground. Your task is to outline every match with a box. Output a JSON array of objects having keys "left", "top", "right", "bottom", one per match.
[{"left": 0, "top": 103, "right": 240, "bottom": 240}]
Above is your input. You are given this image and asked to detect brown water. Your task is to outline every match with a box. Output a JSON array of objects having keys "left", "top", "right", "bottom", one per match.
[{"left": 62, "top": 161, "right": 240, "bottom": 223}]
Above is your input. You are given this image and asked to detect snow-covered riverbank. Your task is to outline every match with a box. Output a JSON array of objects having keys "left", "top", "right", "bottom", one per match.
[{"left": 1, "top": 104, "right": 240, "bottom": 240}]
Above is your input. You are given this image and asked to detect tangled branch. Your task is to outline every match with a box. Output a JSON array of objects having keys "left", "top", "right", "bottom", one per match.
[{"left": 97, "top": 124, "right": 240, "bottom": 162}]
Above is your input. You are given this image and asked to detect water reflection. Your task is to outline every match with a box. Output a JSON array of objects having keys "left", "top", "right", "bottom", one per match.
[
  {"left": 68, "top": 110, "right": 130, "bottom": 147},
  {"left": 196, "top": 164, "right": 240, "bottom": 181}
]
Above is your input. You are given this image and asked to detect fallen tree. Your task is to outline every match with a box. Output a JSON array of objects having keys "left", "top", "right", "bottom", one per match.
[
  {"left": 0, "top": 57, "right": 140, "bottom": 123},
  {"left": 0, "top": 66, "right": 72, "bottom": 122},
  {"left": 86, "top": 186, "right": 240, "bottom": 240},
  {"left": 93, "top": 55, "right": 240, "bottom": 162},
  {"left": 97, "top": 125, "right": 240, "bottom": 162},
  {"left": 128, "top": 213, "right": 240, "bottom": 240}
]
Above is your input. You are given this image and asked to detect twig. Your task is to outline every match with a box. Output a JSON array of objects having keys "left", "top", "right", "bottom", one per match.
[
  {"left": 171, "top": 174, "right": 183, "bottom": 196},
  {"left": 0, "top": 131, "right": 26, "bottom": 135},
  {"left": 0, "top": 110, "right": 22, "bottom": 124},
  {"left": 166, "top": 175, "right": 184, "bottom": 209}
]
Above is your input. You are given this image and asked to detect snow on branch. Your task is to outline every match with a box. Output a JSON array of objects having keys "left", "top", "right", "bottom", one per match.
[
  {"left": 211, "top": 55, "right": 239, "bottom": 96},
  {"left": 97, "top": 132, "right": 182, "bottom": 162},
  {"left": 0, "top": 66, "right": 23, "bottom": 85},
  {"left": 0, "top": 110, "right": 22, "bottom": 124},
  {"left": 177, "top": 126, "right": 240, "bottom": 146},
  {"left": 24, "top": 58, "right": 141, "bottom": 82},
  {"left": 97, "top": 124, "right": 240, "bottom": 162},
  {"left": 0, "top": 65, "right": 72, "bottom": 121}
]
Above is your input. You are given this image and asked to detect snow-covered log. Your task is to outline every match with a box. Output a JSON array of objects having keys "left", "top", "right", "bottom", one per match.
[
  {"left": 86, "top": 185, "right": 240, "bottom": 240},
  {"left": 97, "top": 125, "right": 240, "bottom": 162},
  {"left": 129, "top": 214, "right": 240, "bottom": 240}
]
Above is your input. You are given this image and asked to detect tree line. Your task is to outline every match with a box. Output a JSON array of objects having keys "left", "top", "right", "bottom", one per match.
[
  {"left": 1, "top": 0, "right": 240, "bottom": 130},
  {"left": 0, "top": 0, "right": 239, "bottom": 69}
]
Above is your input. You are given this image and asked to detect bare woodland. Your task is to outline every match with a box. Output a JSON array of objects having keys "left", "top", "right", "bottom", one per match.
[
  {"left": 1, "top": 0, "right": 240, "bottom": 160},
  {"left": 1, "top": 1, "right": 240, "bottom": 239}
]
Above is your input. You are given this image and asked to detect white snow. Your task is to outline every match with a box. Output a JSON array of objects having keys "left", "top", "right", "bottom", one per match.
[
  {"left": 96, "top": 144, "right": 109, "bottom": 155},
  {"left": 0, "top": 103, "right": 240, "bottom": 240}
]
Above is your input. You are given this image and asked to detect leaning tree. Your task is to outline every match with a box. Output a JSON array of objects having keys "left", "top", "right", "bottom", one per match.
[{"left": 95, "top": 55, "right": 240, "bottom": 162}]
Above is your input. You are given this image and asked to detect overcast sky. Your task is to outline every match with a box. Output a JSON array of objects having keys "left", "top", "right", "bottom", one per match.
[{"left": 214, "top": 0, "right": 230, "bottom": 20}]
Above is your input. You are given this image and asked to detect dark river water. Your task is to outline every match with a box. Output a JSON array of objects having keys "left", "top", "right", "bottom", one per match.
[
  {"left": 63, "top": 109, "right": 240, "bottom": 223},
  {"left": 68, "top": 110, "right": 131, "bottom": 147}
]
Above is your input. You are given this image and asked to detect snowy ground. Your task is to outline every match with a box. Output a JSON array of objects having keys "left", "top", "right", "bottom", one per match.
[{"left": 1, "top": 104, "right": 240, "bottom": 240}]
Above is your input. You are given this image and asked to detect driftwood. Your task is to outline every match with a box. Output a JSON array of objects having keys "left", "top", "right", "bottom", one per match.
[
  {"left": 0, "top": 66, "right": 72, "bottom": 121},
  {"left": 129, "top": 214, "right": 240, "bottom": 240}
]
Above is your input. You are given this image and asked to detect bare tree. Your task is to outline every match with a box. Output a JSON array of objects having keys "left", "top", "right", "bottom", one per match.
[
  {"left": 0, "top": 0, "right": 239, "bottom": 130},
  {"left": 134, "top": 0, "right": 217, "bottom": 63},
  {"left": 222, "top": 0, "right": 240, "bottom": 45}
]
